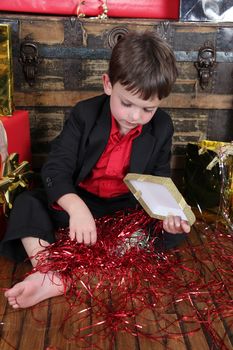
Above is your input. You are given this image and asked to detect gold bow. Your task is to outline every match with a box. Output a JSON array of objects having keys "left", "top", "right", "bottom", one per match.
[
  {"left": 197, "top": 140, "right": 230, "bottom": 154},
  {"left": 195, "top": 140, "right": 231, "bottom": 170},
  {"left": 0, "top": 153, "right": 33, "bottom": 216}
]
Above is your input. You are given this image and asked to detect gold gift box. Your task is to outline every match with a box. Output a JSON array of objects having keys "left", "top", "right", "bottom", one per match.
[
  {"left": 0, "top": 24, "right": 14, "bottom": 116},
  {"left": 124, "top": 173, "right": 196, "bottom": 226}
]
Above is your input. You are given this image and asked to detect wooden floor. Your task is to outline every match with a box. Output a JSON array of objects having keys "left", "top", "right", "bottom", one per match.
[{"left": 0, "top": 210, "right": 233, "bottom": 350}]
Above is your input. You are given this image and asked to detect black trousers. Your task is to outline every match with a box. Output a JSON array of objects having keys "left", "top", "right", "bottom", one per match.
[
  {"left": 0, "top": 187, "right": 136, "bottom": 262},
  {"left": 0, "top": 188, "right": 187, "bottom": 263}
]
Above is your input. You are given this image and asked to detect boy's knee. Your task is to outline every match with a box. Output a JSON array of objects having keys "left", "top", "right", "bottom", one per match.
[{"left": 13, "top": 189, "right": 47, "bottom": 208}]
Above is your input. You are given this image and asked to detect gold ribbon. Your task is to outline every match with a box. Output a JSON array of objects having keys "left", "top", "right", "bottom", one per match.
[
  {"left": 0, "top": 153, "right": 33, "bottom": 216},
  {"left": 194, "top": 140, "right": 231, "bottom": 170},
  {"left": 99, "top": 0, "right": 108, "bottom": 19},
  {"left": 197, "top": 140, "right": 230, "bottom": 154},
  {"left": 76, "top": 0, "right": 86, "bottom": 17}
]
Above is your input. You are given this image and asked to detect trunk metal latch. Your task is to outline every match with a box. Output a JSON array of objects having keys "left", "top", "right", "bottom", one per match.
[{"left": 195, "top": 41, "right": 216, "bottom": 89}]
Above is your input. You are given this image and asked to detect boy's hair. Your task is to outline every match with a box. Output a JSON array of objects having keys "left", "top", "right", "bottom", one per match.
[{"left": 108, "top": 31, "right": 178, "bottom": 100}]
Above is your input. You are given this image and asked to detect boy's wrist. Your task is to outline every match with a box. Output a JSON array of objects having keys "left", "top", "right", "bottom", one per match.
[{"left": 57, "top": 193, "right": 83, "bottom": 214}]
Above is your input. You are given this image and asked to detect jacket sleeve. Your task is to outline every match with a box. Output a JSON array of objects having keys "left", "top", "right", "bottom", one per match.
[{"left": 41, "top": 104, "right": 84, "bottom": 205}]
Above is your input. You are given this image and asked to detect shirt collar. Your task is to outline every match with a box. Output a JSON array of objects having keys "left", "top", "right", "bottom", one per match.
[{"left": 111, "top": 115, "right": 142, "bottom": 138}]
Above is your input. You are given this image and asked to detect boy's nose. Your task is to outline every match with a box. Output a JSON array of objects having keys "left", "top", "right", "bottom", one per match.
[{"left": 130, "top": 109, "right": 141, "bottom": 121}]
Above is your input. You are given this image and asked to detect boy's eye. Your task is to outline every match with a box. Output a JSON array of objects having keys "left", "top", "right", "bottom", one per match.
[
  {"left": 121, "top": 101, "right": 132, "bottom": 107},
  {"left": 144, "top": 108, "right": 154, "bottom": 113}
]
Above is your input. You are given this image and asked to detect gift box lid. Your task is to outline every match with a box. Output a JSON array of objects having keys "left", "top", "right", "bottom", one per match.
[{"left": 124, "top": 173, "right": 196, "bottom": 225}]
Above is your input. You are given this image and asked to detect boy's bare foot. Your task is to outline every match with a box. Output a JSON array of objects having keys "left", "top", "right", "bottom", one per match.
[{"left": 4, "top": 271, "right": 64, "bottom": 309}]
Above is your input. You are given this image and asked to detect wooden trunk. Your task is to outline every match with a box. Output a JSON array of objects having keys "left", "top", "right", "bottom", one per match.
[{"left": 0, "top": 14, "right": 232, "bottom": 169}]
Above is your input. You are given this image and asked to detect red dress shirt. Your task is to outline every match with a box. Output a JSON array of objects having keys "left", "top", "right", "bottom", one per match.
[{"left": 79, "top": 115, "right": 142, "bottom": 198}]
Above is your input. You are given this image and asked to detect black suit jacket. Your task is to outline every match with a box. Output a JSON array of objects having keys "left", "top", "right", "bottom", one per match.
[{"left": 41, "top": 94, "right": 174, "bottom": 206}]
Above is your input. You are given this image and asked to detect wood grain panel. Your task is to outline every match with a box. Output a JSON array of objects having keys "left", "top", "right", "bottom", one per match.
[
  {"left": 20, "top": 19, "right": 64, "bottom": 44},
  {"left": 14, "top": 91, "right": 233, "bottom": 109}
]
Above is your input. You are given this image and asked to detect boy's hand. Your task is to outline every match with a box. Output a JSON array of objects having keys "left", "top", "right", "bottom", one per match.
[
  {"left": 57, "top": 193, "right": 97, "bottom": 245},
  {"left": 163, "top": 215, "right": 191, "bottom": 234},
  {"left": 69, "top": 206, "right": 97, "bottom": 245}
]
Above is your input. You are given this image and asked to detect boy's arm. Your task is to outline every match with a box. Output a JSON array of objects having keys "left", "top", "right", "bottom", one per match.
[
  {"left": 57, "top": 193, "right": 97, "bottom": 245},
  {"left": 41, "top": 104, "right": 84, "bottom": 205}
]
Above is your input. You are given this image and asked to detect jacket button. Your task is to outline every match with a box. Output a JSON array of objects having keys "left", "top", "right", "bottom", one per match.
[{"left": 46, "top": 177, "right": 52, "bottom": 187}]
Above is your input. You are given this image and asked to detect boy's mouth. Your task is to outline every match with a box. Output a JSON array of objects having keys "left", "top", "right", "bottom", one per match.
[{"left": 125, "top": 121, "right": 138, "bottom": 127}]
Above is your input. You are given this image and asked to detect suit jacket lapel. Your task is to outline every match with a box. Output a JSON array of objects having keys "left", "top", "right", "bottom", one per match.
[
  {"left": 78, "top": 100, "right": 111, "bottom": 180},
  {"left": 130, "top": 124, "right": 156, "bottom": 173}
]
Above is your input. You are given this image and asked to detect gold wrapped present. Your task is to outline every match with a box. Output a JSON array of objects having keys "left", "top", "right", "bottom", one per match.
[
  {"left": 0, "top": 24, "right": 14, "bottom": 116},
  {"left": 218, "top": 144, "right": 233, "bottom": 230},
  {"left": 124, "top": 173, "right": 196, "bottom": 226},
  {"left": 184, "top": 140, "right": 231, "bottom": 209},
  {"left": 0, "top": 153, "right": 33, "bottom": 216}
]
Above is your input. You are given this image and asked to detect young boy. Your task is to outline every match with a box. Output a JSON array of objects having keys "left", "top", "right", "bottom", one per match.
[{"left": 1, "top": 31, "right": 190, "bottom": 309}]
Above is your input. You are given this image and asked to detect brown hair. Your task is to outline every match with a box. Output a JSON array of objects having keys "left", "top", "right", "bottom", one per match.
[{"left": 108, "top": 31, "right": 178, "bottom": 100}]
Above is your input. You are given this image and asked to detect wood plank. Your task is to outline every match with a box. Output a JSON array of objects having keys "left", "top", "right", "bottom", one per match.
[
  {"left": 163, "top": 94, "right": 233, "bottom": 110},
  {"left": 186, "top": 221, "right": 233, "bottom": 349},
  {"left": 172, "top": 240, "right": 211, "bottom": 350},
  {"left": 30, "top": 110, "right": 64, "bottom": 143},
  {"left": 45, "top": 296, "right": 71, "bottom": 350},
  {"left": 14, "top": 92, "right": 233, "bottom": 109},
  {"left": 162, "top": 313, "right": 187, "bottom": 350},
  {"left": 174, "top": 301, "right": 210, "bottom": 350},
  {"left": 18, "top": 300, "right": 49, "bottom": 350},
  {"left": 0, "top": 258, "right": 15, "bottom": 316},
  {"left": 112, "top": 286, "right": 138, "bottom": 350},
  {"left": 88, "top": 284, "right": 114, "bottom": 350},
  {"left": 0, "top": 262, "right": 31, "bottom": 350},
  {"left": 45, "top": 279, "right": 92, "bottom": 349},
  {"left": 20, "top": 19, "right": 64, "bottom": 44},
  {"left": 115, "top": 329, "right": 138, "bottom": 349},
  {"left": 135, "top": 306, "right": 165, "bottom": 349},
  {"left": 0, "top": 258, "right": 16, "bottom": 350}
]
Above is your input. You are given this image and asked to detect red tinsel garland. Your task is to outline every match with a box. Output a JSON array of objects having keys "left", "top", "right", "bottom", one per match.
[{"left": 1, "top": 209, "right": 233, "bottom": 349}]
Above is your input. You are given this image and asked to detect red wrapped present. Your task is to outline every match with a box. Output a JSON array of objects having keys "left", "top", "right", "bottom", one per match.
[
  {"left": 0, "top": 111, "right": 32, "bottom": 239},
  {"left": 0, "top": 0, "right": 78, "bottom": 15},
  {"left": 77, "top": 0, "right": 180, "bottom": 19},
  {"left": 0, "top": 0, "right": 180, "bottom": 19},
  {"left": 0, "top": 110, "right": 31, "bottom": 164}
]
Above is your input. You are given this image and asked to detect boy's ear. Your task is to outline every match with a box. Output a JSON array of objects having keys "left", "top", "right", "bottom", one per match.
[{"left": 102, "top": 74, "right": 112, "bottom": 95}]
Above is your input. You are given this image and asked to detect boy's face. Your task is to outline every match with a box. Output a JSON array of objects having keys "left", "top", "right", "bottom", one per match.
[{"left": 102, "top": 74, "right": 161, "bottom": 135}]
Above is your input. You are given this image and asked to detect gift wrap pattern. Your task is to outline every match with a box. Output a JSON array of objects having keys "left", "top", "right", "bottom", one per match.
[{"left": 0, "top": 24, "right": 14, "bottom": 116}]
